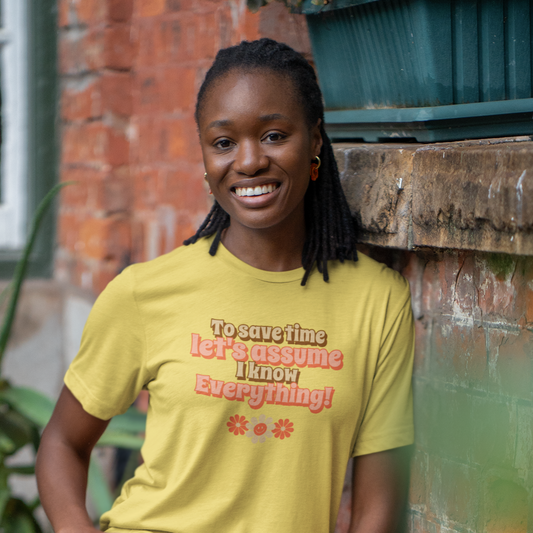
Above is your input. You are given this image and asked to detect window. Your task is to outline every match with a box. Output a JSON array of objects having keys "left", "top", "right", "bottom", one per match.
[
  {"left": 0, "top": 0, "right": 29, "bottom": 250},
  {"left": 0, "top": 0, "right": 58, "bottom": 278}
]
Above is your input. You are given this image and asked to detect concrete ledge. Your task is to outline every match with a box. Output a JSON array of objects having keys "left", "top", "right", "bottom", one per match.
[{"left": 335, "top": 137, "right": 533, "bottom": 255}]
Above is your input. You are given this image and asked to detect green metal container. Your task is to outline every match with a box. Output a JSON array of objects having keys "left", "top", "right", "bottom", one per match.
[{"left": 303, "top": 0, "right": 533, "bottom": 142}]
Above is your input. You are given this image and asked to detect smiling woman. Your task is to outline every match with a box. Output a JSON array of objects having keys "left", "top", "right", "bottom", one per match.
[
  {"left": 197, "top": 70, "right": 322, "bottom": 270},
  {"left": 36, "top": 39, "right": 415, "bottom": 533}
]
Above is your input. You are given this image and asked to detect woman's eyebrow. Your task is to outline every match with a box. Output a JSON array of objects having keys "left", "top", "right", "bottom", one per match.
[
  {"left": 260, "top": 113, "right": 289, "bottom": 122},
  {"left": 207, "top": 119, "right": 232, "bottom": 129},
  {"left": 208, "top": 114, "right": 289, "bottom": 129}
]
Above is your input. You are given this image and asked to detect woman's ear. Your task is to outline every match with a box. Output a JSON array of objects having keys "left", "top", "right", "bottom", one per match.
[{"left": 312, "top": 118, "right": 323, "bottom": 157}]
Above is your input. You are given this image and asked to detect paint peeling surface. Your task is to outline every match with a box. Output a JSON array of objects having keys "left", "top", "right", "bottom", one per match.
[
  {"left": 349, "top": 247, "right": 533, "bottom": 533},
  {"left": 335, "top": 139, "right": 533, "bottom": 255}
]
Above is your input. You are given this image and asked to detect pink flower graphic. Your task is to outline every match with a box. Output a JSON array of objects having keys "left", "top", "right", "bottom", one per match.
[
  {"left": 227, "top": 414, "right": 249, "bottom": 436},
  {"left": 273, "top": 419, "right": 294, "bottom": 440}
]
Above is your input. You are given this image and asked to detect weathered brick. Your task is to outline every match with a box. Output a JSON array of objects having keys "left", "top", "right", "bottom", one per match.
[
  {"left": 58, "top": 212, "right": 84, "bottom": 252},
  {"left": 62, "top": 122, "right": 108, "bottom": 165},
  {"left": 85, "top": 28, "right": 107, "bottom": 70},
  {"left": 61, "top": 75, "right": 102, "bottom": 121},
  {"left": 109, "top": 0, "right": 134, "bottom": 22},
  {"left": 174, "top": 210, "right": 206, "bottom": 250},
  {"left": 133, "top": 71, "right": 160, "bottom": 115},
  {"left": 139, "top": 0, "right": 166, "bottom": 17},
  {"left": 58, "top": 0, "right": 70, "bottom": 28},
  {"left": 159, "top": 18, "right": 184, "bottom": 63},
  {"left": 136, "top": 20, "right": 164, "bottom": 68},
  {"left": 469, "top": 395, "right": 516, "bottom": 468},
  {"left": 107, "top": 128, "right": 130, "bottom": 167},
  {"left": 527, "top": 283, "right": 533, "bottom": 324},
  {"left": 101, "top": 71, "right": 133, "bottom": 116},
  {"left": 95, "top": 168, "right": 132, "bottom": 214},
  {"left": 258, "top": 1, "right": 311, "bottom": 56},
  {"left": 427, "top": 457, "right": 480, "bottom": 530},
  {"left": 160, "top": 66, "right": 197, "bottom": 112},
  {"left": 430, "top": 320, "right": 487, "bottom": 390},
  {"left": 75, "top": 0, "right": 108, "bottom": 25},
  {"left": 165, "top": 0, "right": 196, "bottom": 12},
  {"left": 131, "top": 219, "right": 146, "bottom": 264},
  {"left": 409, "top": 450, "right": 428, "bottom": 511},
  {"left": 476, "top": 254, "right": 521, "bottom": 322},
  {"left": 159, "top": 169, "right": 208, "bottom": 210},
  {"left": 60, "top": 167, "right": 107, "bottom": 211},
  {"left": 132, "top": 117, "right": 160, "bottom": 164},
  {"left": 104, "top": 25, "right": 135, "bottom": 70},
  {"left": 487, "top": 328, "right": 533, "bottom": 401},
  {"left": 133, "top": 167, "right": 160, "bottom": 209},
  {"left": 79, "top": 217, "right": 131, "bottom": 260},
  {"left": 62, "top": 122, "right": 129, "bottom": 167},
  {"left": 413, "top": 318, "right": 430, "bottom": 377}
]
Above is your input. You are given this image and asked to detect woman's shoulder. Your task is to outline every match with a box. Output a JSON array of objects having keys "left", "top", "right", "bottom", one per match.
[
  {"left": 102, "top": 238, "right": 213, "bottom": 298},
  {"left": 131, "top": 238, "right": 211, "bottom": 276},
  {"left": 327, "top": 251, "right": 410, "bottom": 302}
]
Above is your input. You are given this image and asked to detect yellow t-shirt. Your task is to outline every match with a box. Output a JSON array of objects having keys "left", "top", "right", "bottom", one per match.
[{"left": 65, "top": 236, "right": 414, "bottom": 533}]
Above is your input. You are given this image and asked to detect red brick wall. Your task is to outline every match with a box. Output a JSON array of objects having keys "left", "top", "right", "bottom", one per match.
[
  {"left": 56, "top": 0, "right": 310, "bottom": 294},
  {"left": 359, "top": 247, "right": 533, "bottom": 533}
]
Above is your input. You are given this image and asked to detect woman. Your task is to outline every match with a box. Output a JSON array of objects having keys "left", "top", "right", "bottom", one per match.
[{"left": 36, "top": 38, "right": 414, "bottom": 533}]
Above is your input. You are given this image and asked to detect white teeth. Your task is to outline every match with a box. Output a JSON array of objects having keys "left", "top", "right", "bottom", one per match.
[{"left": 235, "top": 184, "right": 278, "bottom": 197}]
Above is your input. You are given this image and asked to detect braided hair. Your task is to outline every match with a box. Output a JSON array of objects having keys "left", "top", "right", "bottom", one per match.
[{"left": 184, "top": 38, "right": 358, "bottom": 285}]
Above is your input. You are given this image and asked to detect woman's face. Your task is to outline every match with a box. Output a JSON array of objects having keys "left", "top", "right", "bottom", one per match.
[{"left": 198, "top": 69, "right": 322, "bottom": 236}]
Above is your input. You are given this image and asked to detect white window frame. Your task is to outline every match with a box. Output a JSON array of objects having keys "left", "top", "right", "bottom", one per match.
[{"left": 0, "top": 0, "right": 28, "bottom": 250}]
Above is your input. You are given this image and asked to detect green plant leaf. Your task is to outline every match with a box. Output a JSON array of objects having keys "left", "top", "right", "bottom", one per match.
[
  {"left": 1, "top": 497, "right": 43, "bottom": 533},
  {"left": 0, "top": 387, "right": 55, "bottom": 428},
  {"left": 97, "top": 431, "right": 144, "bottom": 450},
  {"left": 0, "top": 283, "right": 12, "bottom": 310},
  {"left": 0, "top": 488, "right": 10, "bottom": 518},
  {"left": 0, "top": 433, "right": 16, "bottom": 455},
  {"left": 6, "top": 465, "right": 35, "bottom": 475},
  {"left": 0, "top": 410, "right": 35, "bottom": 455},
  {"left": 107, "top": 406, "right": 146, "bottom": 434},
  {"left": 0, "top": 182, "right": 72, "bottom": 369},
  {"left": 87, "top": 458, "right": 114, "bottom": 517}
]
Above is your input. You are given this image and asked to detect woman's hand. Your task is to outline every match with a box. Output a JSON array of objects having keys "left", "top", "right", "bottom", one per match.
[{"left": 36, "top": 386, "right": 110, "bottom": 532}]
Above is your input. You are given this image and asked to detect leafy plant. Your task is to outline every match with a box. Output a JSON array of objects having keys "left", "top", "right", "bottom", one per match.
[{"left": 0, "top": 183, "right": 146, "bottom": 532}]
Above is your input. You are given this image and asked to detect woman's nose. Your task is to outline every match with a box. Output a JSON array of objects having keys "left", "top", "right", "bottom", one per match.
[{"left": 233, "top": 141, "right": 268, "bottom": 175}]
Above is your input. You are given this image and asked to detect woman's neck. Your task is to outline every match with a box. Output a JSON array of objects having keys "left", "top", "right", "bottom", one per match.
[{"left": 221, "top": 220, "right": 306, "bottom": 272}]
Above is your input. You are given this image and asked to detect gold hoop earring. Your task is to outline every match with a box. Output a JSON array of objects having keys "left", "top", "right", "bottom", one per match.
[{"left": 310, "top": 156, "right": 321, "bottom": 181}]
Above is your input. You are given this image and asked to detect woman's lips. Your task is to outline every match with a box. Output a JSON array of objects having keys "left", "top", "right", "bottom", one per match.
[{"left": 234, "top": 183, "right": 279, "bottom": 197}]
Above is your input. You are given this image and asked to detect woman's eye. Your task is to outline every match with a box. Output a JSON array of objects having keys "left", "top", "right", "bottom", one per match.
[
  {"left": 214, "top": 139, "right": 233, "bottom": 149},
  {"left": 264, "top": 132, "right": 285, "bottom": 143}
]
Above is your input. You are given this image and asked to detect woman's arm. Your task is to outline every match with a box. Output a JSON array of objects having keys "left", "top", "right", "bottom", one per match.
[
  {"left": 36, "top": 385, "right": 110, "bottom": 533},
  {"left": 349, "top": 447, "right": 411, "bottom": 533}
]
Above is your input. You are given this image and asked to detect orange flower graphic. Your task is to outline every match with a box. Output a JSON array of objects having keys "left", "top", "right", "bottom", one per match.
[
  {"left": 227, "top": 414, "right": 249, "bottom": 436},
  {"left": 273, "top": 419, "right": 294, "bottom": 440}
]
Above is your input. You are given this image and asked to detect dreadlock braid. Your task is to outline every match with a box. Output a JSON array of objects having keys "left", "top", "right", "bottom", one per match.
[{"left": 185, "top": 38, "right": 358, "bottom": 285}]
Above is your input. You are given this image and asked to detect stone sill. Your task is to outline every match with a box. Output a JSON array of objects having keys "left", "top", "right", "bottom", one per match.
[{"left": 335, "top": 137, "right": 533, "bottom": 255}]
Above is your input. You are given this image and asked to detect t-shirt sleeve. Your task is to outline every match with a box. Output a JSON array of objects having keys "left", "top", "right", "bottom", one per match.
[
  {"left": 64, "top": 266, "right": 151, "bottom": 420},
  {"left": 352, "top": 280, "right": 415, "bottom": 456}
]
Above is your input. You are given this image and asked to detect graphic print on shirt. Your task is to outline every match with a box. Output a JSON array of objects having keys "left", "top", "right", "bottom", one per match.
[{"left": 190, "top": 318, "right": 342, "bottom": 421}]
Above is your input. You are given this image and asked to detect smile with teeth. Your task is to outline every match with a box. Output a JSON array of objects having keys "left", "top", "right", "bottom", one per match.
[{"left": 234, "top": 183, "right": 279, "bottom": 197}]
